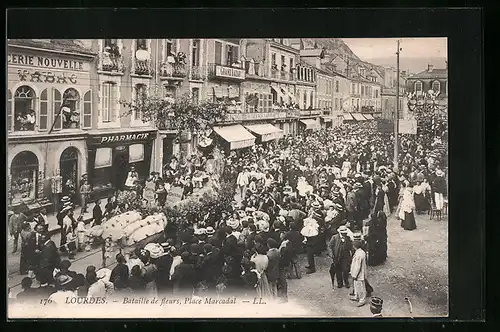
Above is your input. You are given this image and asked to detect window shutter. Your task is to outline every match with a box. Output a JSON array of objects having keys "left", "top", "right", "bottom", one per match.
[
  {"left": 39, "top": 89, "right": 48, "bottom": 131},
  {"left": 233, "top": 46, "right": 239, "bottom": 64},
  {"left": 83, "top": 90, "right": 92, "bottom": 129},
  {"left": 52, "top": 88, "right": 62, "bottom": 130},
  {"left": 215, "top": 41, "right": 222, "bottom": 65},
  {"left": 7, "top": 90, "right": 12, "bottom": 131},
  {"left": 110, "top": 84, "right": 117, "bottom": 122}
]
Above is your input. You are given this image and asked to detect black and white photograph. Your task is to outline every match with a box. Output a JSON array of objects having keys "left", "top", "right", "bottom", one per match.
[{"left": 7, "top": 36, "right": 449, "bottom": 318}]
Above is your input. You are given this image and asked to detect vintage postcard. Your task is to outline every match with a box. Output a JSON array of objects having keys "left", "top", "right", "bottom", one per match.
[{"left": 7, "top": 37, "right": 448, "bottom": 319}]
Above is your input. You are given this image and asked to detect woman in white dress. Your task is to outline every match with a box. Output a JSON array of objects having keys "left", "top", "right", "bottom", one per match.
[{"left": 341, "top": 160, "right": 351, "bottom": 178}]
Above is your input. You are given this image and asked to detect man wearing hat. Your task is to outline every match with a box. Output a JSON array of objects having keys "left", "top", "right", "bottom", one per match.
[
  {"left": 432, "top": 169, "right": 447, "bottom": 217},
  {"left": 327, "top": 225, "right": 354, "bottom": 289},
  {"left": 349, "top": 233, "right": 368, "bottom": 307},
  {"left": 370, "top": 297, "right": 384, "bottom": 317},
  {"left": 352, "top": 182, "right": 365, "bottom": 231}
]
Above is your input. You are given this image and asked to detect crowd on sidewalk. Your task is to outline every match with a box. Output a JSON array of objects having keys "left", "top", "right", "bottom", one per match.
[{"left": 9, "top": 117, "right": 447, "bottom": 316}]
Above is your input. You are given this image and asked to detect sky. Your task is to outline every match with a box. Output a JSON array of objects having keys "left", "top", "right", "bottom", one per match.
[{"left": 341, "top": 38, "right": 447, "bottom": 61}]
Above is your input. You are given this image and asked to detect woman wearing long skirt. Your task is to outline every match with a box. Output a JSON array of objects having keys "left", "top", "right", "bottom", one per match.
[
  {"left": 399, "top": 182, "right": 417, "bottom": 231},
  {"left": 251, "top": 247, "right": 272, "bottom": 299},
  {"left": 394, "top": 182, "right": 406, "bottom": 221},
  {"left": 367, "top": 211, "right": 387, "bottom": 266},
  {"left": 413, "top": 181, "right": 428, "bottom": 214},
  {"left": 20, "top": 223, "right": 34, "bottom": 275}
]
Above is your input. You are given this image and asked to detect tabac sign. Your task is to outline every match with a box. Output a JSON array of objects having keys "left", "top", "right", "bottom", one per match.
[
  {"left": 215, "top": 65, "right": 245, "bottom": 80},
  {"left": 88, "top": 131, "right": 157, "bottom": 147}
]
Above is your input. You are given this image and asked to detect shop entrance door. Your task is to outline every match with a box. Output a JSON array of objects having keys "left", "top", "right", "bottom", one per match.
[
  {"left": 113, "top": 146, "right": 130, "bottom": 190},
  {"left": 60, "top": 147, "right": 79, "bottom": 189}
]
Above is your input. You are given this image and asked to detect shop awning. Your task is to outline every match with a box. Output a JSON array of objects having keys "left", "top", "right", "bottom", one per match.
[
  {"left": 300, "top": 119, "right": 321, "bottom": 130},
  {"left": 341, "top": 113, "right": 355, "bottom": 121},
  {"left": 281, "top": 87, "right": 295, "bottom": 103},
  {"left": 244, "top": 123, "right": 284, "bottom": 142},
  {"left": 351, "top": 113, "right": 367, "bottom": 121},
  {"left": 271, "top": 85, "right": 285, "bottom": 101},
  {"left": 364, "top": 114, "right": 375, "bottom": 120},
  {"left": 213, "top": 124, "right": 256, "bottom": 150}
]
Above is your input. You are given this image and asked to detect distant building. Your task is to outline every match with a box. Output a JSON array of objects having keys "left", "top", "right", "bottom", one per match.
[{"left": 406, "top": 63, "right": 448, "bottom": 104}]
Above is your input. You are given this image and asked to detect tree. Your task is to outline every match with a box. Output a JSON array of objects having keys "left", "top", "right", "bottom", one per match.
[{"left": 120, "top": 91, "right": 230, "bottom": 136}]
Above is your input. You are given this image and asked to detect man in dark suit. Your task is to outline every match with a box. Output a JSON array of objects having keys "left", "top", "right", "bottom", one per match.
[
  {"left": 171, "top": 252, "right": 196, "bottom": 295},
  {"left": 92, "top": 200, "right": 103, "bottom": 226},
  {"left": 37, "top": 234, "right": 61, "bottom": 284},
  {"left": 371, "top": 183, "right": 386, "bottom": 215},
  {"left": 328, "top": 226, "right": 353, "bottom": 289},
  {"left": 266, "top": 238, "right": 280, "bottom": 298},
  {"left": 199, "top": 244, "right": 223, "bottom": 290},
  {"left": 362, "top": 174, "right": 373, "bottom": 218}
]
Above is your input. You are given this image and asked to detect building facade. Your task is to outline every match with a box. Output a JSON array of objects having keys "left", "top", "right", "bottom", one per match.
[
  {"left": 381, "top": 88, "right": 409, "bottom": 120},
  {"left": 8, "top": 39, "right": 96, "bottom": 212},
  {"left": 406, "top": 64, "right": 448, "bottom": 105}
]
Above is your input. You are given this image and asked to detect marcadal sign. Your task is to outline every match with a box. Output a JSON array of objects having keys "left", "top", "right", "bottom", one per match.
[{"left": 215, "top": 65, "right": 245, "bottom": 80}]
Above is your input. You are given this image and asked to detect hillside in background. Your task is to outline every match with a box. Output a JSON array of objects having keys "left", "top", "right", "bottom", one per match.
[{"left": 301, "top": 38, "right": 385, "bottom": 73}]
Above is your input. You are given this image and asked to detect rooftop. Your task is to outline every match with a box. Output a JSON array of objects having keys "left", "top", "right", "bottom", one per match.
[
  {"left": 8, "top": 39, "right": 96, "bottom": 57},
  {"left": 300, "top": 48, "right": 325, "bottom": 58},
  {"left": 408, "top": 68, "right": 448, "bottom": 80}
]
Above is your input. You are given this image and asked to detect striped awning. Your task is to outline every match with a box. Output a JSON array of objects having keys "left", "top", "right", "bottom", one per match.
[
  {"left": 300, "top": 119, "right": 321, "bottom": 130},
  {"left": 244, "top": 123, "right": 284, "bottom": 142},
  {"left": 351, "top": 113, "right": 367, "bottom": 121},
  {"left": 341, "top": 113, "right": 355, "bottom": 121},
  {"left": 213, "top": 124, "right": 256, "bottom": 150},
  {"left": 364, "top": 114, "right": 375, "bottom": 120}
]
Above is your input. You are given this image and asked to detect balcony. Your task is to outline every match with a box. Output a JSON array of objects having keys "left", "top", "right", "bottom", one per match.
[
  {"left": 208, "top": 63, "right": 246, "bottom": 81},
  {"left": 133, "top": 59, "right": 154, "bottom": 77},
  {"left": 159, "top": 62, "right": 187, "bottom": 79},
  {"left": 98, "top": 52, "right": 125, "bottom": 74},
  {"left": 222, "top": 111, "right": 288, "bottom": 122},
  {"left": 190, "top": 65, "right": 206, "bottom": 81},
  {"left": 300, "top": 109, "right": 322, "bottom": 117}
]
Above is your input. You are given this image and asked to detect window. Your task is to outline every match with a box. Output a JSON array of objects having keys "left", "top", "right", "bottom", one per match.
[
  {"left": 351, "top": 83, "right": 355, "bottom": 94},
  {"left": 289, "top": 58, "right": 294, "bottom": 72},
  {"left": 226, "top": 45, "right": 234, "bottom": 66},
  {"left": 136, "top": 39, "right": 148, "bottom": 51},
  {"left": 165, "top": 39, "right": 174, "bottom": 57},
  {"left": 8, "top": 90, "right": 12, "bottom": 131},
  {"left": 335, "top": 80, "right": 339, "bottom": 93},
  {"left": 415, "top": 81, "right": 423, "bottom": 93},
  {"left": 272, "top": 53, "right": 276, "bottom": 66},
  {"left": 61, "top": 88, "right": 80, "bottom": 129},
  {"left": 192, "top": 39, "right": 200, "bottom": 66},
  {"left": 191, "top": 87, "right": 200, "bottom": 104},
  {"left": 164, "top": 85, "right": 177, "bottom": 98},
  {"left": 303, "top": 92, "right": 307, "bottom": 108},
  {"left": 134, "top": 84, "right": 148, "bottom": 121},
  {"left": 10, "top": 151, "right": 39, "bottom": 204},
  {"left": 335, "top": 98, "right": 339, "bottom": 110},
  {"left": 281, "top": 55, "right": 285, "bottom": 68},
  {"left": 258, "top": 93, "right": 264, "bottom": 112},
  {"left": 129, "top": 144, "right": 145, "bottom": 163},
  {"left": 14, "top": 86, "right": 36, "bottom": 131},
  {"left": 432, "top": 80, "right": 441, "bottom": 93},
  {"left": 310, "top": 92, "right": 314, "bottom": 108},
  {"left": 52, "top": 88, "right": 62, "bottom": 130},
  {"left": 83, "top": 90, "right": 92, "bottom": 129},
  {"left": 101, "top": 82, "right": 117, "bottom": 123},
  {"left": 104, "top": 39, "right": 118, "bottom": 51},
  {"left": 39, "top": 89, "right": 48, "bottom": 131},
  {"left": 361, "top": 86, "right": 365, "bottom": 96},
  {"left": 215, "top": 41, "right": 222, "bottom": 65}
]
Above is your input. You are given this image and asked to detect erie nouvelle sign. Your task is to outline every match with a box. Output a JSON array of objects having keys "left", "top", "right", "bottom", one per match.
[{"left": 8, "top": 53, "right": 85, "bottom": 71}]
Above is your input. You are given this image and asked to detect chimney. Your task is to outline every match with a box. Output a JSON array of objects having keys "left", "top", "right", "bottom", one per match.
[{"left": 427, "top": 64, "right": 434, "bottom": 72}]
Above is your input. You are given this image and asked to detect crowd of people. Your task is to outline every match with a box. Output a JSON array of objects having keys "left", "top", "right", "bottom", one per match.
[{"left": 9, "top": 118, "right": 447, "bottom": 314}]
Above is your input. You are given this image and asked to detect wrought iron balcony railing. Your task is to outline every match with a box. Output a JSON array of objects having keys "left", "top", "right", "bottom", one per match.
[
  {"left": 133, "top": 59, "right": 154, "bottom": 76},
  {"left": 98, "top": 52, "right": 125, "bottom": 73},
  {"left": 159, "top": 62, "right": 187, "bottom": 79}
]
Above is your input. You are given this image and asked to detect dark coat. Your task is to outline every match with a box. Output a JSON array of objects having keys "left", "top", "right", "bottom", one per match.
[
  {"left": 266, "top": 248, "right": 280, "bottom": 284},
  {"left": 372, "top": 188, "right": 386, "bottom": 215},
  {"left": 328, "top": 233, "right": 353, "bottom": 268},
  {"left": 153, "top": 255, "right": 173, "bottom": 289},
  {"left": 93, "top": 204, "right": 103, "bottom": 225},
  {"left": 346, "top": 191, "right": 357, "bottom": 213},
  {"left": 200, "top": 251, "right": 224, "bottom": 285},
  {"left": 171, "top": 263, "right": 196, "bottom": 292},
  {"left": 38, "top": 240, "right": 60, "bottom": 271}
]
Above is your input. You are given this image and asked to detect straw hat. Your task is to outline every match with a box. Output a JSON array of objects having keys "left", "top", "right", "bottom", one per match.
[
  {"left": 338, "top": 225, "right": 349, "bottom": 234},
  {"left": 144, "top": 243, "right": 166, "bottom": 259},
  {"left": 56, "top": 274, "right": 73, "bottom": 286},
  {"left": 205, "top": 227, "right": 215, "bottom": 235},
  {"left": 194, "top": 228, "right": 207, "bottom": 235}
]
